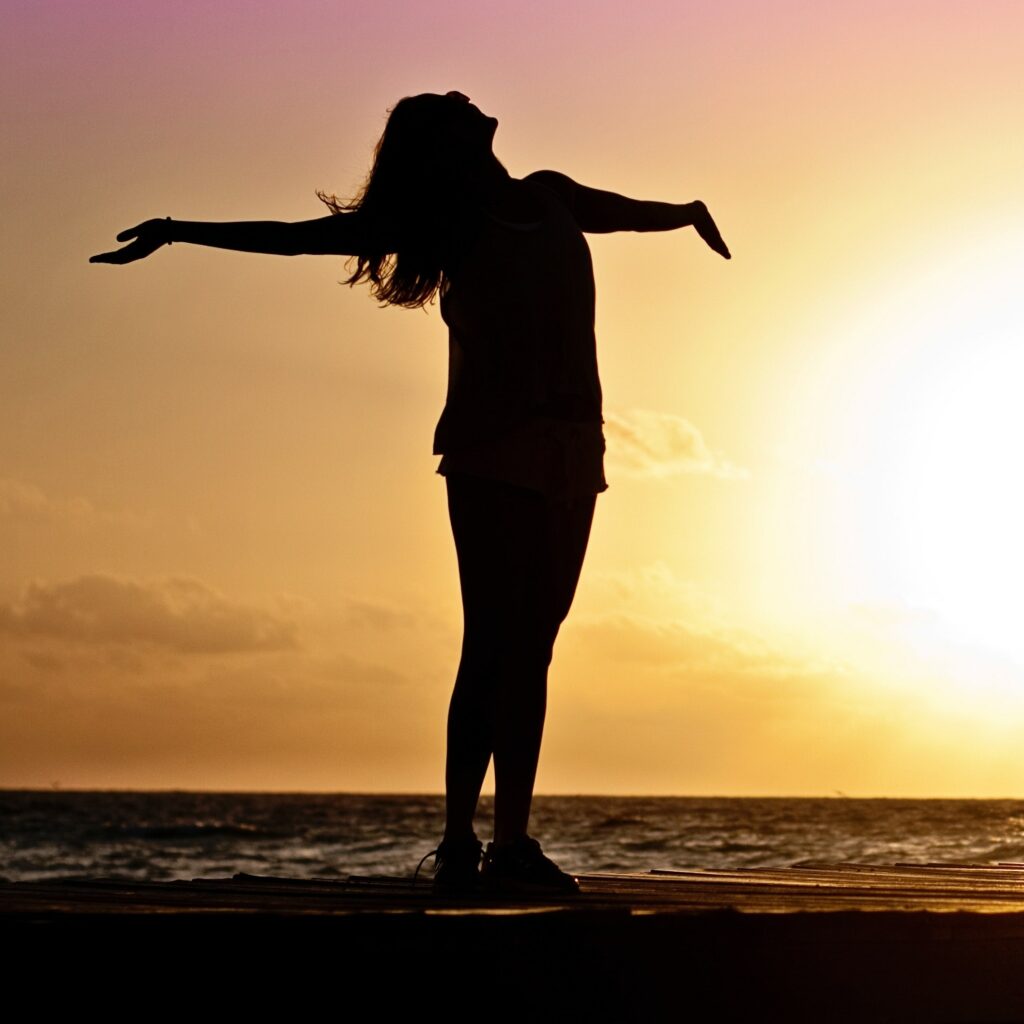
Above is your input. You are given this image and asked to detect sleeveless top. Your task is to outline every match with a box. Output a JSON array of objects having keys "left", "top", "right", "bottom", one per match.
[{"left": 433, "top": 173, "right": 608, "bottom": 501}]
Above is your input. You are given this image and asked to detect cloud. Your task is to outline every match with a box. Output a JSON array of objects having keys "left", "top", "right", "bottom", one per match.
[
  {"left": 0, "top": 574, "right": 298, "bottom": 653},
  {"left": 316, "top": 651, "right": 407, "bottom": 687},
  {"left": 566, "top": 561, "right": 844, "bottom": 689},
  {"left": 571, "top": 611, "right": 835, "bottom": 686},
  {"left": 0, "top": 477, "right": 151, "bottom": 531},
  {"left": 344, "top": 600, "right": 417, "bottom": 631},
  {"left": 603, "top": 410, "right": 748, "bottom": 480},
  {"left": 21, "top": 650, "right": 65, "bottom": 673},
  {"left": 0, "top": 478, "right": 96, "bottom": 526}
]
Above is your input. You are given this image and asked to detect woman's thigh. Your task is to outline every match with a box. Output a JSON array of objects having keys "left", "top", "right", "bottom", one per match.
[{"left": 445, "top": 474, "right": 596, "bottom": 648}]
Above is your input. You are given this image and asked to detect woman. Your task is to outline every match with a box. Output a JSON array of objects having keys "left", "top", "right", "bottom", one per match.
[{"left": 91, "top": 90, "right": 731, "bottom": 896}]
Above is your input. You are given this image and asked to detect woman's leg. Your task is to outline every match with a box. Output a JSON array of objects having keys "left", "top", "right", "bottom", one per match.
[
  {"left": 443, "top": 473, "right": 519, "bottom": 842},
  {"left": 443, "top": 624, "right": 497, "bottom": 843},
  {"left": 443, "top": 473, "right": 596, "bottom": 845}
]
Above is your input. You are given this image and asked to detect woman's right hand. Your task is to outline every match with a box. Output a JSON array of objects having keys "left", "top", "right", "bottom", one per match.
[{"left": 90, "top": 219, "right": 171, "bottom": 264}]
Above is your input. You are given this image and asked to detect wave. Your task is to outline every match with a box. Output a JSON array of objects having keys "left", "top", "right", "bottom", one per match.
[
  {"left": 5, "top": 792, "right": 1024, "bottom": 882},
  {"left": 96, "top": 822, "right": 282, "bottom": 841}
]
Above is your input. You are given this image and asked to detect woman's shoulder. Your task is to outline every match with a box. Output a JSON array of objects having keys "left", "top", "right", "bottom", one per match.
[{"left": 521, "top": 170, "right": 578, "bottom": 215}]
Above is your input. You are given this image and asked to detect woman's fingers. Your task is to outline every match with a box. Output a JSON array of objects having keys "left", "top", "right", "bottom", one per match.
[
  {"left": 694, "top": 208, "right": 731, "bottom": 259},
  {"left": 89, "top": 235, "right": 161, "bottom": 264},
  {"left": 90, "top": 248, "right": 137, "bottom": 264},
  {"left": 91, "top": 219, "right": 169, "bottom": 264},
  {"left": 89, "top": 249, "right": 128, "bottom": 264},
  {"left": 115, "top": 220, "right": 151, "bottom": 243}
]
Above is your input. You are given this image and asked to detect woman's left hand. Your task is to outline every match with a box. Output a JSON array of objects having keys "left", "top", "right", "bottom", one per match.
[
  {"left": 90, "top": 219, "right": 171, "bottom": 264},
  {"left": 691, "top": 201, "right": 731, "bottom": 260}
]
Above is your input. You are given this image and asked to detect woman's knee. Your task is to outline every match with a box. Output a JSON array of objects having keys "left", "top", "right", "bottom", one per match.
[{"left": 459, "top": 622, "right": 557, "bottom": 678}]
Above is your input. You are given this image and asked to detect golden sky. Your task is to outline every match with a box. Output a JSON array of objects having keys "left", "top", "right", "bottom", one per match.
[{"left": 3, "top": 0, "right": 1024, "bottom": 795}]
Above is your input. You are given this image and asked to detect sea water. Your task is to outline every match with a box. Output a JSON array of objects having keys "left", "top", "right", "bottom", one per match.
[{"left": 4, "top": 790, "right": 1024, "bottom": 883}]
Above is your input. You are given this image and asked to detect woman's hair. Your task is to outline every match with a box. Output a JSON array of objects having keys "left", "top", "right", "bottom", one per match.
[{"left": 318, "top": 94, "right": 489, "bottom": 309}]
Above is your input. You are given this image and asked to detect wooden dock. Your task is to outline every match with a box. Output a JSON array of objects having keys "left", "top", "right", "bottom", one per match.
[{"left": 6, "top": 862, "right": 1024, "bottom": 1020}]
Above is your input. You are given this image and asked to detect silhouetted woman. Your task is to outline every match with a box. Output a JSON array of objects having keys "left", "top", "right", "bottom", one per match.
[{"left": 91, "top": 90, "right": 730, "bottom": 895}]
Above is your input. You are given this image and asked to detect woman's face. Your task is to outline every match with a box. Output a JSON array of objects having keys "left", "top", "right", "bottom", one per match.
[{"left": 440, "top": 91, "right": 498, "bottom": 151}]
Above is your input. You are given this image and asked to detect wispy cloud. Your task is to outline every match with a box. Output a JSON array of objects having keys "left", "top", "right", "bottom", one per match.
[
  {"left": 571, "top": 611, "right": 836, "bottom": 685},
  {"left": 0, "top": 478, "right": 96, "bottom": 526},
  {"left": 604, "top": 410, "right": 748, "bottom": 480},
  {"left": 0, "top": 574, "right": 298, "bottom": 653},
  {"left": 0, "top": 477, "right": 151, "bottom": 530},
  {"left": 344, "top": 600, "right": 417, "bottom": 631}
]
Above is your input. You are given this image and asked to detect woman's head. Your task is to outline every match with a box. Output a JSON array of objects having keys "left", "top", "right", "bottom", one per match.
[
  {"left": 381, "top": 91, "right": 498, "bottom": 173},
  {"left": 317, "top": 92, "right": 501, "bottom": 309}
]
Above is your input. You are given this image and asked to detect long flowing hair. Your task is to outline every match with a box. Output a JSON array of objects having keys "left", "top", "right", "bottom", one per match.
[{"left": 317, "top": 94, "right": 489, "bottom": 309}]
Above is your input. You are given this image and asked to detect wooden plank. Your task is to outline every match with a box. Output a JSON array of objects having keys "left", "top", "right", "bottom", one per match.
[
  {"left": 8, "top": 865, "right": 1024, "bottom": 1020},
  {"left": 9, "top": 863, "right": 1024, "bottom": 916}
]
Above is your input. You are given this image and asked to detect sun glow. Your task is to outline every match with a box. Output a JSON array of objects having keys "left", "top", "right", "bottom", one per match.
[{"left": 843, "top": 230, "right": 1024, "bottom": 666}]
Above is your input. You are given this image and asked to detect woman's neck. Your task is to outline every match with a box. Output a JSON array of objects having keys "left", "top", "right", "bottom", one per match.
[
  {"left": 477, "top": 158, "right": 543, "bottom": 224},
  {"left": 477, "top": 155, "right": 512, "bottom": 198}
]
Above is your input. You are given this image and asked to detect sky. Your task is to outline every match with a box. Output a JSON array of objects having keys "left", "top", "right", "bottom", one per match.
[{"left": 3, "top": 0, "right": 1024, "bottom": 796}]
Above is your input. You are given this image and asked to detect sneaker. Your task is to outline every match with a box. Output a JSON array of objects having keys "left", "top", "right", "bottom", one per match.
[
  {"left": 414, "top": 834, "right": 483, "bottom": 895},
  {"left": 480, "top": 836, "right": 581, "bottom": 896}
]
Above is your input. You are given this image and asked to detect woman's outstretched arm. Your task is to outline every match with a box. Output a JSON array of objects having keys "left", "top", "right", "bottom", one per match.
[
  {"left": 526, "top": 170, "right": 730, "bottom": 259},
  {"left": 90, "top": 212, "right": 394, "bottom": 264}
]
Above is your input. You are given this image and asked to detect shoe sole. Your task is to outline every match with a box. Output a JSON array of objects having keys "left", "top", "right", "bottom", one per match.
[{"left": 480, "top": 876, "right": 581, "bottom": 897}]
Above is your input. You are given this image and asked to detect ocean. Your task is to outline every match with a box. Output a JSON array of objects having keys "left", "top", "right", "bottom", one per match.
[{"left": 4, "top": 790, "right": 1024, "bottom": 883}]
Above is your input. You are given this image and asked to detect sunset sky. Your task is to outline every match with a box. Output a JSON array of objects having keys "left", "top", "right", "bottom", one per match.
[{"left": 3, "top": 0, "right": 1024, "bottom": 796}]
